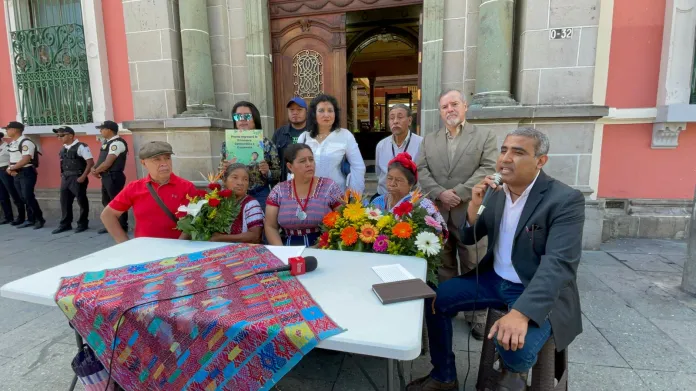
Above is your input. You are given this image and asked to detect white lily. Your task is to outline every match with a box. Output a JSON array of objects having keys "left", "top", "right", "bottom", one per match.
[{"left": 178, "top": 199, "right": 208, "bottom": 217}]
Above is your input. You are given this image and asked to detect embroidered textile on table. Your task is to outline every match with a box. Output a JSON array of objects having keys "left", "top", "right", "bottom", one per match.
[{"left": 54, "top": 244, "right": 343, "bottom": 391}]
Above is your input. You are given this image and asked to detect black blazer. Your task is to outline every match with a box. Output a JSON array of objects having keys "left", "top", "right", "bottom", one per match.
[{"left": 460, "top": 170, "right": 585, "bottom": 351}]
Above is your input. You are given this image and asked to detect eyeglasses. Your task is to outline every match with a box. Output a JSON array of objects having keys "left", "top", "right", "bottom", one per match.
[{"left": 233, "top": 113, "right": 253, "bottom": 121}]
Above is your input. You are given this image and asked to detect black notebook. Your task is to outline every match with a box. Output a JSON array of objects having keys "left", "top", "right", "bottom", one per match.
[{"left": 372, "top": 278, "right": 436, "bottom": 305}]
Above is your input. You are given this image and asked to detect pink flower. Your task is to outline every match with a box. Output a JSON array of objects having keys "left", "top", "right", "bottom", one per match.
[
  {"left": 373, "top": 235, "right": 389, "bottom": 252},
  {"left": 425, "top": 216, "right": 442, "bottom": 231}
]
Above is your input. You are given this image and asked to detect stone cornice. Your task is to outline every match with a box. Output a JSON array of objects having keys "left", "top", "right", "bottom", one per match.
[
  {"left": 268, "top": 0, "right": 423, "bottom": 18},
  {"left": 466, "top": 105, "right": 609, "bottom": 121}
]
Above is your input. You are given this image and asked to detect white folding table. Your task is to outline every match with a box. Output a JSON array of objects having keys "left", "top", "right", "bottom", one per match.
[{"left": 0, "top": 238, "right": 427, "bottom": 391}]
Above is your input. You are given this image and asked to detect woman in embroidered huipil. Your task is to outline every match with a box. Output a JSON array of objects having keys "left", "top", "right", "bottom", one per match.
[
  {"left": 265, "top": 144, "right": 343, "bottom": 246},
  {"left": 371, "top": 152, "right": 447, "bottom": 235},
  {"left": 180, "top": 163, "right": 264, "bottom": 243},
  {"left": 220, "top": 101, "right": 280, "bottom": 211}
]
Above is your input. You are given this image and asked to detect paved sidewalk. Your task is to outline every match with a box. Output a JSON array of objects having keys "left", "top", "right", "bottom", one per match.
[{"left": 0, "top": 222, "right": 693, "bottom": 390}]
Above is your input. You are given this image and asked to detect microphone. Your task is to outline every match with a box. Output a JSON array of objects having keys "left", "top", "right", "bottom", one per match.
[
  {"left": 477, "top": 172, "right": 502, "bottom": 216},
  {"left": 255, "top": 256, "right": 318, "bottom": 276}
]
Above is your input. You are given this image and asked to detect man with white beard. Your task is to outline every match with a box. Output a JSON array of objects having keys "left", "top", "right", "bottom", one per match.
[{"left": 417, "top": 89, "right": 497, "bottom": 338}]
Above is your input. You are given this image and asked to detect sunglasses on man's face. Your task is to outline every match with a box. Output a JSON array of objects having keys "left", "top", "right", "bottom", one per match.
[{"left": 233, "top": 113, "right": 253, "bottom": 121}]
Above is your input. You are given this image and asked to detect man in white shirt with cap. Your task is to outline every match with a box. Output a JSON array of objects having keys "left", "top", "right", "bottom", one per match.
[
  {"left": 52, "top": 126, "right": 94, "bottom": 234},
  {"left": 4, "top": 121, "right": 45, "bottom": 229}
]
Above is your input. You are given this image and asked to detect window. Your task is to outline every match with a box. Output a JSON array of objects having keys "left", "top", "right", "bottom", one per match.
[
  {"left": 691, "top": 41, "right": 696, "bottom": 104},
  {"left": 9, "top": 0, "right": 92, "bottom": 125},
  {"left": 293, "top": 50, "right": 323, "bottom": 99}
]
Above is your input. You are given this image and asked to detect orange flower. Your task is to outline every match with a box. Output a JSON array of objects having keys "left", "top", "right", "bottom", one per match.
[
  {"left": 359, "top": 224, "right": 377, "bottom": 243},
  {"left": 323, "top": 211, "right": 340, "bottom": 228},
  {"left": 410, "top": 188, "right": 423, "bottom": 204},
  {"left": 340, "top": 226, "right": 358, "bottom": 246},
  {"left": 392, "top": 222, "right": 413, "bottom": 239}
]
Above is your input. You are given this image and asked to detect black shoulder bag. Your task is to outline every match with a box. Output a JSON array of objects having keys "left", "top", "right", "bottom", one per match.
[{"left": 146, "top": 182, "right": 178, "bottom": 223}]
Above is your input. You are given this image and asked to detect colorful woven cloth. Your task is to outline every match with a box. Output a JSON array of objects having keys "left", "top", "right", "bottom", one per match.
[{"left": 55, "top": 244, "right": 343, "bottom": 391}]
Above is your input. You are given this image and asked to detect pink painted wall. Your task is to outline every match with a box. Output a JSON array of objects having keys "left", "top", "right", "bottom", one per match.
[
  {"left": 598, "top": 124, "right": 696, "bottom": 199},
  {"left": 605, "top": 0, "right": 666, "bottom": 108},
  {"left": 35, "top": 135, "right": 137, "bottom": 189},
  {"left": 103, "top": 0, "right": 134, "bottom": 122},
  {"left": 598, "top": 0, "right": 696, "bottom": 200},
  {"left": 0, "top": 1, "right": 17, "bottom": 124}
]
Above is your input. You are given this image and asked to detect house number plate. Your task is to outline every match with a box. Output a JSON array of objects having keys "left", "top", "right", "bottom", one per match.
[{"left": 549, "top": 28, "right": 573, "bottom": 40}]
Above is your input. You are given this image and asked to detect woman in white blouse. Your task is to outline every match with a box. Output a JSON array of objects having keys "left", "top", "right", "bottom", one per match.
[{"left": 298, "top": 94, "right": 366, "bottom": 194}]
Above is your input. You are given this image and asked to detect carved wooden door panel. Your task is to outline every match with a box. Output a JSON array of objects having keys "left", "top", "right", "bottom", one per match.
[{"left": 271, "top": 14, "right": 348, "bottom": 129}]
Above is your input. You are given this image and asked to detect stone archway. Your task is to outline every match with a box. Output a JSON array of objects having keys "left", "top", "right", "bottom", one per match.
[{"left": 253, "top": 0, "right": 443, "bottom": 135}]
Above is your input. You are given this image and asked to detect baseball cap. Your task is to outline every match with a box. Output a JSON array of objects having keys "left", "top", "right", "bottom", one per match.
[
  {"left": 286, "top": 97, "right": 307, "bottom": 110},
  {"left": 2, "top": 121, "right": 25, "bottom": 131},
  {"left": 96, "top": 120, "right": 119, "bottom": 133},
  {"left": 139, "top": 141, "right": 174, "bottom": 160},
  {"left": 52, "top": 126, "right": 75, "bottom": 135}
]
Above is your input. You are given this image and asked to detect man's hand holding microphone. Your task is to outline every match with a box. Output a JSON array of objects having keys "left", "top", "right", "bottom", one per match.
[{"left": 466, "top": 173, "right": 502, "bottom": 226}]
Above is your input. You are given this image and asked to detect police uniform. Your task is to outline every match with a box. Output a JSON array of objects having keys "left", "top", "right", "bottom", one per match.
[
  {"left": 0, "top": 140, "right": 24, "bottom": 223},
  {"left": 8, "top": 134, "right": 44, "bottom": 227},
  {"left": 97, "top": 135, "right": 129, "bottom": 231},
  {"left": 57, "top": 137, "right": 93, "bottom": 231}
]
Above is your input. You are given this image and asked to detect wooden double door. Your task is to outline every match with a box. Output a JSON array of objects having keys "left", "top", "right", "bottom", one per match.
[{"left": 271, "top": 14, "right": 348, "bottom": 129}]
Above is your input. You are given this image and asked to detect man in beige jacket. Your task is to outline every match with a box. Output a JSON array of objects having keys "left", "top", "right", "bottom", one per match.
[{"left": 417, "top": 89, "right": 497, "bottom": 336}]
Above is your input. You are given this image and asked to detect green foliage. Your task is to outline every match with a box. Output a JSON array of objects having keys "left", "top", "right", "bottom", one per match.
[{"left": 176, "top": 192, "right": 241, "bottom": 241}]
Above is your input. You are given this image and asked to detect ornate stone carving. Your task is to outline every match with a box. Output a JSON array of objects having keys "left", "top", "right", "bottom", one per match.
[
  {"left": 299, "top": 19, "right": 311, "bottom": 32},
  {"left": 269, "top": 0, "right": 420, "bottom": 18},
  {"left": 652, "top": 122, "right": 686, "bottom": 148},
  {"left": 293, "top": 50, "right": 324, "bottom": 99}
]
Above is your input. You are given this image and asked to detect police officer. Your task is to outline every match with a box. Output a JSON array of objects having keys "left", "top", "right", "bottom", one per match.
[
  {"left": 52, "top": 126, "right": 94, "bottom": 234},
  {"left": 91, "top": 121, "right": 128, "bottom": 234},
  {"left": 0, "top": 131, "right": 24, "bottom": 224},
  {"left": 3, "top": 121, "right": 45, "bottom": 229}
]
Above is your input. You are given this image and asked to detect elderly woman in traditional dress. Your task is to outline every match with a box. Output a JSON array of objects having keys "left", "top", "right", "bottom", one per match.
[
  {"left": 180, "top": 163, "right": 264, "bottom": 243},
  {"left": 371, "top": 152, "right": 447, "bottom": 234},
  {"left": 265, "top": 143, "right": 343, "bottom": 246}
]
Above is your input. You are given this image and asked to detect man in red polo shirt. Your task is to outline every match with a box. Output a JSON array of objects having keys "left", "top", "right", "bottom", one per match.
[{"left": 101, "top": 141, "right": 198, "bottom": 243}]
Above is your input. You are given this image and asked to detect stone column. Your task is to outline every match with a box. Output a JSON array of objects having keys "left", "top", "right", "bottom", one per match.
[
  {"left": 178, "top": 0, "right": 221, "bottom": 117},
  {"left": 471, "top": 0, "right": 517, "bottom": 107},
  {"left": 81, "top": 0, "right": 113, "bottom": 122},
  {"left": 652, "top": 0, "right": 696, "bottom": 149},
  {"left": 682, "top": 186, "right": 696, "bottom": 295},
  {"left": 420, "top": 0, "right": 445, "bottom": 136},
  {"left": 352, "top": 84, "right": 359, "bottom": 131},
  {"left": 244, "top": 0, "right": 275, "bottom": 136}
]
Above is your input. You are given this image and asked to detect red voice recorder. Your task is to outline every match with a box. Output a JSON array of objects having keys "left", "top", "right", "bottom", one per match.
[{"left": 288, "top": 257, "right": 306, "bottom": 276}]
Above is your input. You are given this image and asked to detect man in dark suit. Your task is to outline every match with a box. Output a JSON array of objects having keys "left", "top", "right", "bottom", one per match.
[{"left": 407, "top": 127, "right": 585, "bottom": 391}]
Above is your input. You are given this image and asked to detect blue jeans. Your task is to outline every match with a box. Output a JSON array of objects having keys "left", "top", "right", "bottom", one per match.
[{"left": 426, "top": 270, "right": 552, "bottom": 382}]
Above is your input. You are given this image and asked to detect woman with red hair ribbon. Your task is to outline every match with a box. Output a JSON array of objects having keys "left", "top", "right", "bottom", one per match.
[{"left": 369, "top": 152, "right": 447, "bottom": 234}]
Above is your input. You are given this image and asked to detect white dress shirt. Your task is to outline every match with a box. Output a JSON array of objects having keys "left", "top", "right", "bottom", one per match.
[
  {"left": 105, "top": 136, "right": 127, "bottom": 156},
  {"left": 374, "top": 132, "right": 423, "bottom": 195},
  {"left": 8, "top": 135, "right": 36, "bottom": 166},
  {"left": 64, "top": 139, "right": 93, "bottom": 160},
  {"left": 493, "top": 171, "right": 540, "bottom": 283},
  {"left": 298, "top": 128, "right": 366, "bottom": 194},
  {"left": 0, "top": 142, "right": 10, "bottom": 167}
]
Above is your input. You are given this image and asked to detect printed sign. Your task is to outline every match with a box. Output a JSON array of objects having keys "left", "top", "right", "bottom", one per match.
[
  {"left": 549, "top": 28, "right": 573, "bottom": 40},
  {"left": 224, "top": 129, "right": 264, "bottom": 165}
]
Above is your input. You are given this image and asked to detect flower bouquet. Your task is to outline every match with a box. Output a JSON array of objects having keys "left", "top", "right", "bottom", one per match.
[
  {"left": 318, "top": 190, "right": 444, "bottom": 285},
  {"left": 175, "top": 172, "right": 241, "bottom": 241}
]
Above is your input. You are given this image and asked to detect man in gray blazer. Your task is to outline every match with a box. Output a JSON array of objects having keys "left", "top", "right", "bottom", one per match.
[
  {"left": 417, "top": 90, "right": 497, "bottom": 280},
  {"left": 407, "top": 128, "right": 585, "bottom": 391}
]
